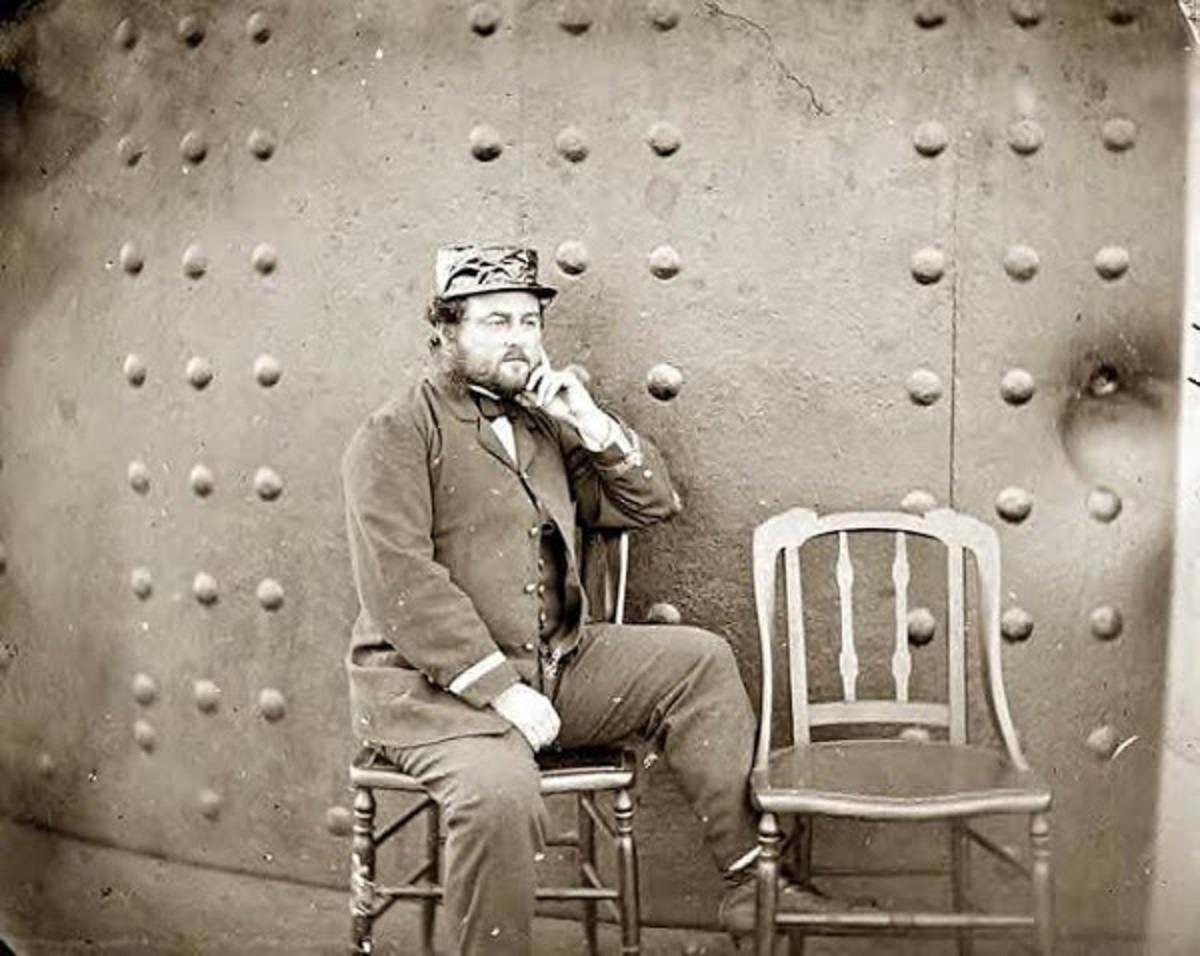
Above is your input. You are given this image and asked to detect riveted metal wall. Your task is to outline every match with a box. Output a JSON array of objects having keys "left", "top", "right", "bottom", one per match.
[{"left": 0, "top": 0, "right": 1185, "bottom": 949}]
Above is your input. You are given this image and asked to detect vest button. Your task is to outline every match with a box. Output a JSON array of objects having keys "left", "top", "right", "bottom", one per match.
[
  {"left": 536, "top": 584, "right": 546, "bottom": 595},
  {"left": 522, "top": 642, "right": 535, "bottom": 652},
  {"left": 523, "top": 583, "right": 536, "bottom": 594},
  {"left": 528, "top": 526, "right": 540, "bottom": 538}
]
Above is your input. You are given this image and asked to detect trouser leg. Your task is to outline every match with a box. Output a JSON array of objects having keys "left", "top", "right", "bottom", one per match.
[
  {"left": 553, "top": 623, "right": 759, "bottom": 871},
  {"left": 391, "top": 730, "right": 545, "bottom": 956}
]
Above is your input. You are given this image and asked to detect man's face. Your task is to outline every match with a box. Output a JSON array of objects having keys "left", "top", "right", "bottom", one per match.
[{"left": 444, "top": 289, "right": 544, "bottom": 397}]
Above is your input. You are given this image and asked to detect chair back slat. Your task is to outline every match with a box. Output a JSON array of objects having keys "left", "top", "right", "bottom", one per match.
[
  {"left": 784, "top": 546, "right": 811, "bottom": 745},
  {"left": 808, "top": 700, "right": 950, "bottom": 728},
  {"left": 835, "top": 532, "right": 859, "bottom": 702},
  {"left": 751, "top": 508, "right": 1030, "bottom": 774},
  {"left": 891, "top": 532, "right": 912, "bottom": 703}
]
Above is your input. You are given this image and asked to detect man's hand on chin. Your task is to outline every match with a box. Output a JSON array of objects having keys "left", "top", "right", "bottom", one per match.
[
  {"left": 522, "top": 348, "right": 620, "bottom": 449},
  {"left": 489, "top": 682, "right": 562, "bottom": 752}
]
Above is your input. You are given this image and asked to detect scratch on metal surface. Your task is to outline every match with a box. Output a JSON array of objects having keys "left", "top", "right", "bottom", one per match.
[{"left": 703, "top": 1, "right": 830, "bottom": 116}]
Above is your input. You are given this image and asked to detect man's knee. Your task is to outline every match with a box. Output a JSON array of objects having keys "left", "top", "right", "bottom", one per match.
[{"left": 441, "top": 751, "right": 542, "bottom": 831}]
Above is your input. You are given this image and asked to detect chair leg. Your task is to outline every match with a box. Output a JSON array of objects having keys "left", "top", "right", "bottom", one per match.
[
  {"left": 351, "top": 787, "right": 377, "bottom": 956},
  {"left": 614, "top": 787, "right": 641, "bottom": 956},
  {"left": 421, "top": 800, "right": 440, "bottom": 956},
  {"left": 1031, "top": 812, "right": 1054, "bottom": 956},
  {"left": 579, "top": 794, "right": 599, "bottom": 956},
  {"left": 755, "top": 812, "right": 782, "bottom": 956},
  {"left": 785, "top": 817, "right": 813, "bottom": 956},
  {"left": 951, "top": 821, "right": 972, "bottom": 956}
]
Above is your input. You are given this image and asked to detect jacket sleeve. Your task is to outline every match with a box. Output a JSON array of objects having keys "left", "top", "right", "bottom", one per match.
[
  {"left": 562, "top": 412, "right": 683, "bottom": 530},
  {"left": 341, "top": 406, "right": 520, "bottom": 708}
]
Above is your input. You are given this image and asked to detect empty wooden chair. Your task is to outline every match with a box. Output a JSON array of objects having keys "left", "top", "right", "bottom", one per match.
[
  {"left": 749, "top": 508, "right": 1053, "bottom": 955},
  {"left": 348, "top": 530, "right": 639, "bottom": 955}
]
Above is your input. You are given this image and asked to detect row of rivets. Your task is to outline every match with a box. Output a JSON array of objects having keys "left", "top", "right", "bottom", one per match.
[
  {"left": 472, "top": 123, "right": 683, "bottom": 162},
  {"left": 908, "top": 245, "right": 1131, "bottom": 284},
  {"left": 912, "top": 117, "right": 1137, "bottom": 157},
  {"left": 915, "top": 0, "right": 1139, "bottom": 28},
  {"left": 127, "top": 464, "right": 284, "bottom": 500},
  {"left": 113, "top": 12, "right": 271, "bottom": 50},
  {"left": 117, "top": 242, "right": 279, "bottom": 277},
  {"left": 116, "top": 129, "right": 276, "bottom": 168},
  {"left": 123, "top": 354, "right": 282, "bottom": 388},
  {"left": 904, "top": 368, "right": 1038, "bottom": 408},
  {"left": 468, "top": 1, "right": 681, "bottom": 36},
  {"left": 132, "top": 676, "right": 287, "bottom": 719}
]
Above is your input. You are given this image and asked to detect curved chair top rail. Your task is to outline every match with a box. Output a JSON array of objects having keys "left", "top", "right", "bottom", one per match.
[{"left": 751, "top": 507, "right": 1027, "bottom": 774}]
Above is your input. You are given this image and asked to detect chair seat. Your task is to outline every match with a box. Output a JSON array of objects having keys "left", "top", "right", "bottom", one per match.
[
  {"left": 751, "top": 740, "right": 1051, "bottom": 820},
  {"left": 351, "top": 745, "right": 636, "bottom": 796}
]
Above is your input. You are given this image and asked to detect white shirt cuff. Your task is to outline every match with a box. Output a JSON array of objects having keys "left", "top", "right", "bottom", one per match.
[{"left": 448, "top": 650, "right": 507, "bottom": 696}]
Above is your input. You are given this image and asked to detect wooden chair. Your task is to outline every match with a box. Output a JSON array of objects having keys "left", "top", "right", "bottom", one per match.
[
  {"left": 349, "top": 530, "right": 639, "bottom": 956},
  {"left": 749, "top": 508, "right": 1053, "bottom": 955}
]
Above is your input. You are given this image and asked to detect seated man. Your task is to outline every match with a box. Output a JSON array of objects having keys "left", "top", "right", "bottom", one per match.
[{"left": 341, "top": 244, "right": 829, "bottom": 954}]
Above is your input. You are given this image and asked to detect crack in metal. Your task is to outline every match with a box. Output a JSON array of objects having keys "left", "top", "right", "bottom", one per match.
[{"left": 702, "top": 1, "right": 829, "bottom": 117}]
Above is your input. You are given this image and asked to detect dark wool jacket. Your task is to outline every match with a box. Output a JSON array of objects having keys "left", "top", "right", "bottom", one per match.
[{"left": 341, "top": 370, "right": 680, "bottom": 747}]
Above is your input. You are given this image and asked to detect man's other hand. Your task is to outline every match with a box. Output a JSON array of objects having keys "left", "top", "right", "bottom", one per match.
[{"left": 489, "top": 683, "right": 562, "bottom": 751}]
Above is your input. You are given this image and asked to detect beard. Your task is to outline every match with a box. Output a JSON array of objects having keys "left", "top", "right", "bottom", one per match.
[{"left": 443, "top": 343, "right": 533, "bottom": 398}]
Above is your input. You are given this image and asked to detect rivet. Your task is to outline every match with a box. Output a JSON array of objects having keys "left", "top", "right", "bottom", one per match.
[
  {"left": 120, "top": 241, "right": 144, "bottom": 275},
  {"left": 179, "top": 129, "right": 208, "bottom": 166},
  {"left": 555, "top": 240, "right": 589, "bottom": 276},
  {"left": 647, "top": 121, "right": 682, "bottom": 156},
  {"left": 248, "top": 128, "right": 276, "bottom": 161},
  {"left": 114, "top": 17, "right": 138, "bottom": 50},
  {"left": 910, "top": 247, "right": 946, "bottom": 284},
  {"left": 258, "top": 688, "right": 287, "bottom": 721},
  {"left": 1009, "top": 0, "right": 1044, "bottom": 26},
  {"left": 906, "top": 607, "right": 937, "bottom": 646},
  {"left": 246, "top": 10, "right": 271, "bottom": 44},
  {"left": 36, "top": 752, "right": 55, "bottom": 777},
  {"left": 326, "top": 805, "right": 353, "bottom": 836},
  {"left": 254, "top": 354, "right": 283, "bottom": 387},
  {"left": 177, "top": 14, "right": 205, "bottom": 47},
  {"left": 469, "top": 124, "right": 503, "bottom": 162},
  {"left": 190, "top": 464, "right": 215, "bottom": 497},
  {"left": 1087, "top": 487, "right": 1122, "bottom": 523},
  {"left": 899, "top": 726, "right": 932, "bottom": 742},
  {"left": 1102, "top": 117, "right": 1137, "bottom": 152},
  {"left": 1007, "top": 118, "right": 1044, "bottom": 155},
  {"left": 254, "top": 467, "right": 283, "bottom": 501},
  {"left": 134, "top": 719, "right": 157, "bottom": 752},
  {"left": 913, "top": 0, "right": 947, "bottom": 28},
  {"left": 647, "top": 0, "right": 680, "bottom": 29},
  {"left": 182, "top": 242, "right": 208, "bottom": 279},
  {"left": 1003, "top": 244, "right": 1039, "bottom": 281},
  {"left": 132, "top": 672, "right": 158, "bottom": 706},
  {"left": 186, "top": 356, "right": 214, "bottom": 389},
  {"left": 555, "top": 126, "right": 589, "bottom": 163},
  {"left": 193, "top": 572, "right": 219, "bottom": 605},
  {"left": 251, "top": 243, "right": 278, "bottom": 275},
  {"left": 194, "top": 679, "right": 221, "bottom": 713},
  {"left": 912, "top": 121, "right": 948, "bottom": 157},
  {"left": 646, "top": 363, "right": 684, "bottom": 401},
  {"left": 469, "top": 2, "right": 501, "bottom": 35},
  {"left": 1086, "top": 724, "right": 1119, "bottom": 759},
  {"left": 117, "top": 136, "right": 145, "bottom": 167},
  {"left": 1090, "top": 605, "right": 1124, "bottom": 641},
  {"left": 131, "top": 567, "right": 153, "bottom": 600},
  {"left": 124, "top": 354, "right": 147, "bottom": 387},
  {"left": 198, "top": 788, "right": 223, "bottom": 820},
  {"left": 128, "top": 460, "right": 151, "bottom": 495},
  {"left": 1104, "top": 0, "right": 1138, "bottom": 26},
  {"left": 995, "top": 487, "right": 1033, "bottom": 523},
  {"left": 900, "top": 490, "right": 937, "bottom": 515},
  {"left": 1001, "top": 606, "right": 1035, "bottom": 643},
  {"left": 1094, "top": 245, "right": 1129, "bottom": 280},
  {"left": 257, "top": 578, "right": 285, "bottom": 611},
  {"left": 1000, "top": 368, "right": 1036, "bottom": 405},
  {"left": 906, "top": 368, "right": 943, "bottom": 406},
  {"left": 648, "top": 244, "right": 681, "bottom": 279},
  {"left": 559, "top": 0, "right": 593, "bottom": 34},
  {"left": 646, "top": 602, "right": 683, "bottom": 625}
]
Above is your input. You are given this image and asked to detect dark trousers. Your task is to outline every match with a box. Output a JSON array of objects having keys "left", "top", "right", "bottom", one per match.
[{"left": 389, "top": 623, "right": 759, "bottom": 956}]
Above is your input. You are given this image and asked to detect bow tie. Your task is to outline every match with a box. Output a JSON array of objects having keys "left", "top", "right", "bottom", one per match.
[{"left": 471, "top": 391, "right": 524, "bottom": 422}]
